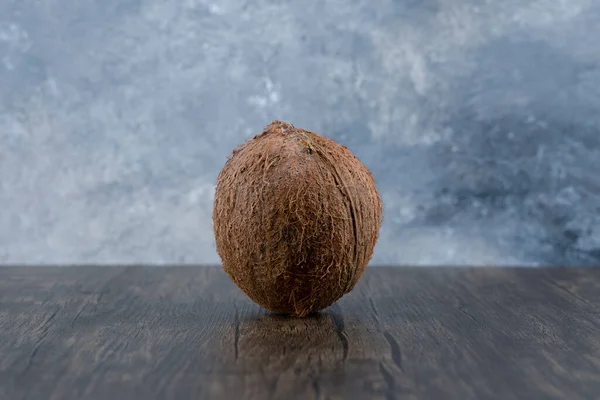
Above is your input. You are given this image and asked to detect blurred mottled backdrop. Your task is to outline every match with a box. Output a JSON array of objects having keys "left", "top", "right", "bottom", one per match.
[{"left": 1, "top": 0, "right": 599, "bottom": 265}]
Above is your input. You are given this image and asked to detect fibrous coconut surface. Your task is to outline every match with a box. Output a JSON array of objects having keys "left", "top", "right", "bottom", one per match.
[{"left": 213, "top": 120, "right": 383, "bottom": 317}]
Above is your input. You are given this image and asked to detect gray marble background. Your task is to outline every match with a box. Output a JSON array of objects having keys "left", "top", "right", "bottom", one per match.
[{"left": 1, "top": 0, "right": 599, "bottom": 266}]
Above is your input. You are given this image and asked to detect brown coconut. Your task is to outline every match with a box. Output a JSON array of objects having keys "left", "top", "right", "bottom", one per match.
[{"left": 212, "top": 120, "right": 383, "bottom": 317}]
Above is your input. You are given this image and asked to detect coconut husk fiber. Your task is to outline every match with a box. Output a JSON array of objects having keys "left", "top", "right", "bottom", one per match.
[{"left": 213, "top": 120, "right": 383, "bottom": 317}]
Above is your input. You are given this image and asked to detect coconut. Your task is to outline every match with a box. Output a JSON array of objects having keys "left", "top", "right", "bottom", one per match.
[{"left": 212, "top": 120, "right": 383, "bottom": 317}]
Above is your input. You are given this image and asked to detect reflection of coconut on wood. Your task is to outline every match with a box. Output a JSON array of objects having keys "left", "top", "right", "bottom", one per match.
[{"left": 213, "top": 120, "right": 383, "bottom": 317}]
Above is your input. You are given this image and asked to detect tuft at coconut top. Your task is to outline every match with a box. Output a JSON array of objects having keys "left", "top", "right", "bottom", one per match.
[{"left": 213, "top": 120, "right": 383, "bottom": 317}]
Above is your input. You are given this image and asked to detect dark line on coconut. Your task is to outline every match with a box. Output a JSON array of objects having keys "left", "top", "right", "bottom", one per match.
[
  {"left": 251, "top": 147, "right": 270, "bottom": 301},
  {"left": 311, "top": 148, "right": 344, "bottom": 291},
  {"left": 314, "top": 143, "right": 360, "bottom": 293}
]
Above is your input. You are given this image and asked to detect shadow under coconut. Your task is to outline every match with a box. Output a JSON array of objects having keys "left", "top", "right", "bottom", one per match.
[
  {"left": 222, "top": 303, "right": 422, "bottom": 398},
  {"left": 235, "top": 306, "right": 353, "bottom": 365}
]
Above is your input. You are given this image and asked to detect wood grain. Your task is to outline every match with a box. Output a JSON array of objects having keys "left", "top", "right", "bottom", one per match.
[{"left": 0, "top": 266, "right": 599, "bottom": 400}]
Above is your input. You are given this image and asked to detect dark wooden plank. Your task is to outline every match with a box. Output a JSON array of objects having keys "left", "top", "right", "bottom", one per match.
[{"left": 0, "top": 266, "right": 599, "bottom": 400}]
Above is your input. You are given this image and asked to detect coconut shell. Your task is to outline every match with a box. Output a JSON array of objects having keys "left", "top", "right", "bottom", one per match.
[{"left": 212, "top": 120, "right": 383, "bottom": 317}]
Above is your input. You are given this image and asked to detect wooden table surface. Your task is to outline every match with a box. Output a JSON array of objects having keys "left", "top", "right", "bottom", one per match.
[{"left": 0, "top": 266, "right": 599, "bottom": 400}]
